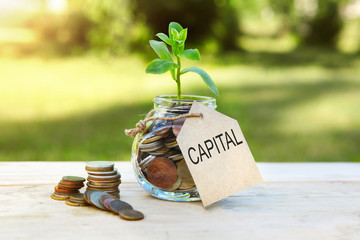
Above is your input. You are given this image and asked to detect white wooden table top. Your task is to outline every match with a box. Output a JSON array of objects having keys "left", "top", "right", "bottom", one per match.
[{"left": 0, "top": 162, "right": 359, "bottom": 240}]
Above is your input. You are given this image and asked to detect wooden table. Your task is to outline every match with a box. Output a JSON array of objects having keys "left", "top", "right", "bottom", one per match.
[{"left": 1, "top": 162, "right": 359, "bottom": 240}]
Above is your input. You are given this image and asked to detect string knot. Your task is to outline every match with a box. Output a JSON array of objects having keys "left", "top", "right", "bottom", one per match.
[{"left": 124, "top": 109, "right": 203, "bottom": 138}]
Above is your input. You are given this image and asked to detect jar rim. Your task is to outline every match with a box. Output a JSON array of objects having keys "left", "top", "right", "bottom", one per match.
[{"left": 153, "top": 95, "right": 216, "bottom": 105}]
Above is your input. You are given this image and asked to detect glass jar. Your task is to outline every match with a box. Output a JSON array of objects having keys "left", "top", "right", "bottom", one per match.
[{"left": 131, "top": 95, "right": 217, "bottom": 201}]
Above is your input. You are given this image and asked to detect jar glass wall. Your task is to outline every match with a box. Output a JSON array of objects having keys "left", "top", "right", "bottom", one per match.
[{"left": 131, "top": 95, "right": 216, "bottom": 201}]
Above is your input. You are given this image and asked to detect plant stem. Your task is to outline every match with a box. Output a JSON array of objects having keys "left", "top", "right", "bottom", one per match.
[{"left": 176, "top": 56, "right": 181, "bottom": 100}]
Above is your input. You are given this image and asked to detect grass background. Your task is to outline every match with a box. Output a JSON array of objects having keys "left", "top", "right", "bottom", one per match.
[{"left": 0, "top": 49, "right": 359, "bottom": 162}]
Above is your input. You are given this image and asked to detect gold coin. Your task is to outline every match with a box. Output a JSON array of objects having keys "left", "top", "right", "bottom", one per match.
[
  {"left": 68, "top": 198, "right": 88, "bottom": 204},
  {"left": 177, "top": 160, "right": 195, "bottom": 190},
  {"left": 51, "top": 193, "right": 69, "bottom": 201},
  {"left": 69, "top": 193, "right": 85, "bottom": 202},
  {"left": 65, "top": 199, "right": 89, "bottom": 207},
  {"left": 119, "top": 209, "right": 144, "bottom": 221},
  {"left": 87, "top": 180, "right": 121, "bottom": 187},
  {"left": 141, "top": 134, "right": 162, "bottom": 144},
  {"left": 86, "top": 185, "right": 119, "bottom": 191},
  {"left": 62, "top": 176, "right": 86, "bottom": 183}
]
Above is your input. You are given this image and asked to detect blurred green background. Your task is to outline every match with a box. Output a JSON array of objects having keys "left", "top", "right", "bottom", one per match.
[{"left": 0, "top": 0, "right": 359, "bottom": 162}]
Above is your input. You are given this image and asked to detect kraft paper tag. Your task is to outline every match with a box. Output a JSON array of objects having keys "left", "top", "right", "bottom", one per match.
[{"left": 177, "top": 102, "right": 263, "bottom": 207}]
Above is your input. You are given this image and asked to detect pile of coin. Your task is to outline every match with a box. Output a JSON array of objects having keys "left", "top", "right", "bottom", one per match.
[
  {"left": 84, "top": 190, "right": 144, "bottom": 220},
  {"left": 51, "top": 176, "right": 86, "bottom": 201},
  {"left": 136, "top": 104, "right": 196, "bottom": 192},
  {"left": 66, "top": 193, "right": 89, "bottom": 207},
  {"left": 85, "top": 161, "right": 121, "bottom": 198},
  {"left": 50, "top": 172, "right": 144, "bottom": 220}
]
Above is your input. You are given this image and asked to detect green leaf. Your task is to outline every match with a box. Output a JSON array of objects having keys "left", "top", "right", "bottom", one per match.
[
  {"left": 169, "top": 22, "right": 183, "bottom": 35},
  {"left": 149, "top": 40, "right": 173, "bottom": 62},
  {"left": 181, "top": 67, "right": 219, "bottom": 96},
  {"left": 178, "top": 49, "right": 200, "bottom": 61},
  {"left": 179, "top": 28, "right": 187, "bottom": 41},
  {"left": 171, "top": 28, "right": 180, "bottom": 40},
  {"left": 156, "top": 33, "right": 171, "bottom": 45},
  {"left": 174, "top": 40, "right": 184, "bottom": 46},
  {"left": 146, "top": 59, "right": 179, "bottom": 75},
  {"left": 169, "top": 22, "right": 183, "bottom": 44}
]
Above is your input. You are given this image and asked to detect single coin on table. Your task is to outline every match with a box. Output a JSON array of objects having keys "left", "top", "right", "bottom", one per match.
[
  {"left": 89, "top": 191, "right": 111, "bottom": 210},
  {"left": 146, "top": 157, "right": 178, "bottom": 189},
  {"left": 108, "top": 200, "right": 133, "bottom": 215},
  {"left": 119, "top": 209, "right": 144, "bottom": 221}
]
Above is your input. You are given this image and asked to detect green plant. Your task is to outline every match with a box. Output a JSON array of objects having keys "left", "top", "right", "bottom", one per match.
[{"left": 145, "top": 22, "right": 219, "bottom": 99}]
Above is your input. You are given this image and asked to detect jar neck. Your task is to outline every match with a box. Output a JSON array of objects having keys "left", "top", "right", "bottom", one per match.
[{"left": 153, "top": 95, "right": 217, "bottom": 116}]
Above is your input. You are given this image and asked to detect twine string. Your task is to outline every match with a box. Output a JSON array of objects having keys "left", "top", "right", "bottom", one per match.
[{"left": 125, "top": 109, "right": 203, "bottom": 138}]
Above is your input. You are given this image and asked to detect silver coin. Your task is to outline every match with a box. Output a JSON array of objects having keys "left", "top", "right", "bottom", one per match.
[
  {"left": 87, "top": 173, "right": 121, "bottom": 180},
  {"left": 139, "top": 155, "right": 155, "bottom": 169},
  {"left": 164, "top": 140, "right": 178, "bottom": 148},
  {"left": 139, "top": 141, "right": 164, "bottom": 152},
  {"left": 86, "top": 168, "right": 119, "bottom": 176},
  {"left": 168, "top": 153, "right": 184, "bottom": 161},
  {"left": 89, "top": 191, "right": 111, "bottom": 210},
  {"left": 149, "top": 147, "right": 169, "bottom": 156}
]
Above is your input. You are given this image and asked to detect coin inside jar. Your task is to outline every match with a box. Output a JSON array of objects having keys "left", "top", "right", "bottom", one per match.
[
  {"left": 141, "top": 134, "right": 162, "bottom": 144},
  {"left": 176, "top": 160, "right": 195, "bottom": 190},
  {"left": 139, "top": 140, "right": 164, "bottom": 153},
  {"left": 155, "top": 121, "right": 172, "bottom": 136},
  {"left": 146, "top": 157, "right": 178, "bottom": 189},
  {"left": 172, "top": 118, "right": 185, "bottom": 137},
  {"left": 163, "top": 177, "right": 182, "bottom": 191}
]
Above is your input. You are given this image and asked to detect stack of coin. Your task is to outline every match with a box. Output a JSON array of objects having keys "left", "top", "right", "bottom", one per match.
[
  {"left": 86, "top": 190, "right": 144, "bottom": 221},
  {"left": 66, "top": 193, "right": 89, "bottom": 207},
  {"left": 85, "top": 161, "right": 121, "bottom": 199},
  {"left": 51, "top": 176, "right": 85, "bottom": 201},
  {"left": 136, "top": 103, "right": 196, "bottom": 192}
]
